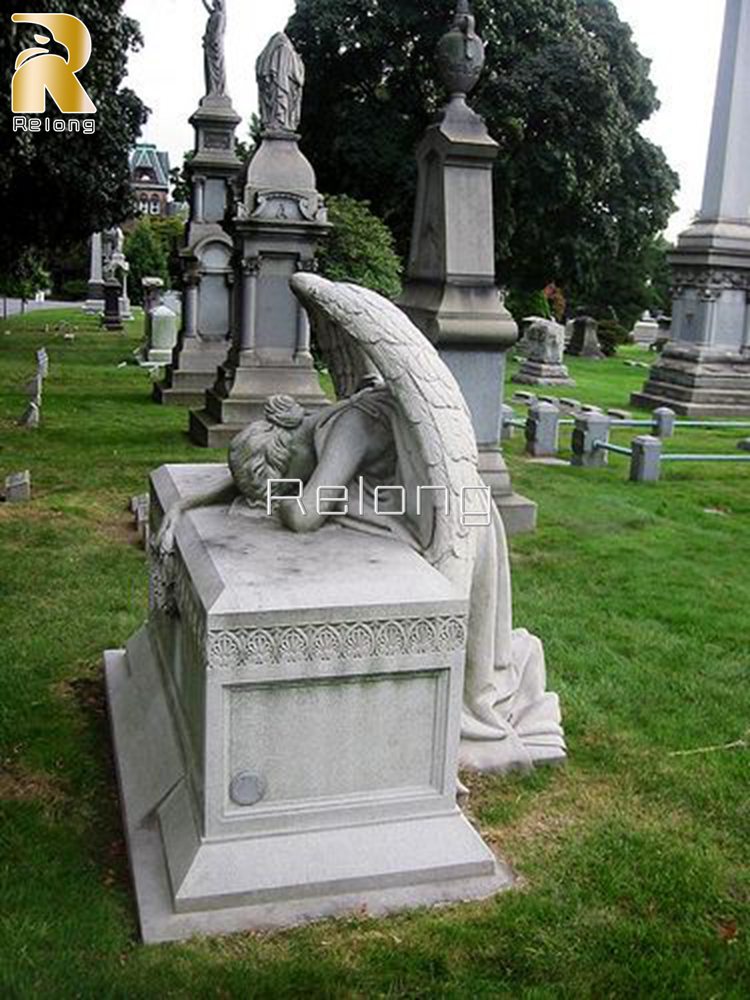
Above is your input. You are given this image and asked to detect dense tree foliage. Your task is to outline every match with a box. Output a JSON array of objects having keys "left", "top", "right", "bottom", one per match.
[
  {"left": 0, "top": 1, "right": 148, "bottom": 275},
  {"left": 287, "top": 0, "right": 678, "bottom": 318},
  {"left": 124, "top": 219, "right": 169, "bottom": 303},
  {"left": 318, "top": 195, "right": 402, "bottom": 298}
]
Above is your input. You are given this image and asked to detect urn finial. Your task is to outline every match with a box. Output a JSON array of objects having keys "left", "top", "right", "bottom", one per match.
[{"left": 436, "top": 0, "right": 486, "bottom": 100}]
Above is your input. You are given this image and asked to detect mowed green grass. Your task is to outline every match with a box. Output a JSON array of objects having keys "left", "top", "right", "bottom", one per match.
[{"left": 1, "top": 310, "right": 749, "bottom": 998}]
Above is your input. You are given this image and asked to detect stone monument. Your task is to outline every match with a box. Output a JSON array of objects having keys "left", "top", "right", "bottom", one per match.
[
  {"left": 102, "top": 273, "right": 123, "bottom": 332},
  {"left": 633, "top": 0, "right": 750, "bottom": 415},
  {"left": 83, "top": 232, "right": 105, "bottom": 314},
  {"left": 105, "top": 276, "right": 564, "bottom": 942},
  {"left": 566, "top": 315, "right": 604, "bottom": 359},
  {"left": 397, "top": 1, "right": 536, "bottom": 535},
  {"left": 154, "top": 0, "right": 242, "bottom": 407},
  {"left": 630, "top": 311, "right": 660, "bottom": 347},
  {"left": 189, "top": 32, "right": 330, "bottom": 448},
  {"left": 512, "top": 320, "right": 575, "bottom": 386},
  {"left": 102, "top": 227, "right": 133, "bottom": 322},
  {"left": 142, "top": 306, "right": 179, "bottom": 367}
]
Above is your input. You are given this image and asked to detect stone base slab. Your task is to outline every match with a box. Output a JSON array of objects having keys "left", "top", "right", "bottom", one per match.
[
  {"left": 105, "top": 629, "right": 512, "bottom": 942},
  {"left": 154, "top": 340, "right": 229, "bottom": 408},
  {"left": 630, "top": 391, "right": 750, "bottom": 417}
]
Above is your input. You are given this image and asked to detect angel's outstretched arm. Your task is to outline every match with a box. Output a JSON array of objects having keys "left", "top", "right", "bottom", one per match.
[
  {"left": 201, "top": 0, "right": 213, "bottom": 15},
  {"left": 154, "top": 480, "right": 238, "bottom": 556}
]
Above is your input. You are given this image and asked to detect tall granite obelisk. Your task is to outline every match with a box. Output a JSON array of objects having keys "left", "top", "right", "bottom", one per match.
[
  {"left": 632, "top": 0, "right": 750, "bottom": 416},
  {"left": 154, "top": 0, "right": 241, "bottom": 407},
  {"left": 397, "top": 1, "right": 536, "bottom": 534},
  {"left": 189, "top": 32, "right": 330, "bottom": 448}
]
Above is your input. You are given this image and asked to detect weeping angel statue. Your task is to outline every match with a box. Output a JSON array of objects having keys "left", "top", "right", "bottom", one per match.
[
  {"left": 201, "top": 0, "right": 227, "bottom": 97},
  {"left": 155, "top": 276, "right": 566, "bottom": 774}
]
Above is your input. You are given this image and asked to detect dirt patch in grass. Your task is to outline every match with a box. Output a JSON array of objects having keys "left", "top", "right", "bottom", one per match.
[{"left": 0, "top": 762, "right": 68, "bottom": 808}]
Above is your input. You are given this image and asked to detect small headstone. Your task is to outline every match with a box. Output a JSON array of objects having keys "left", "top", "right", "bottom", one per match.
[
  {"left": 146, "top": 305, "right": 179, "bottom": 366},
  {"left": 512, "top": 320, "right": 575, "bottom": 387},
  {"left": 566, "top": 316, "right": 604, "bottom": 359},
  {"left": 18, "top": 401, "right": 40, "bottom": 428},
  {"left": 608, "top": 408, "right": 632, "bottom": 420},
  {"left": 581, "top": 404, "right": 603, "bottom": 414},
  {"left": 132, "top": 493, "right": 150, "bottom": 547},
  {"left": 739, "top": 439, "right": 750, "bottom": 452},
  {"left": 630, "top": 313, "right": 659, "bottom": 347},
  {"left": 103, "top": 278, "right": 123, "bottom": 331},
  {"left": 4, "top": 470, "right": 31, "bottom": 503},
  {"left": 559, "top": 398, "right": 581, "bottom": 410},
  {"left": 36, "top": 348, "right": 49, "bottom": 378},
  {"left": 511, "top": 390, "right": 535, "bottom": 404},
  {"left": 63, "top": 333, "right": 76, "bottom": 342}
]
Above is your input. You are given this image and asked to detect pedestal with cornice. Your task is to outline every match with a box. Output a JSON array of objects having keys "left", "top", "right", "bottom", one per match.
[
  {"left": 632, "top": 0, "right": 750, "bottom": 416},
  {"left": 189, "top": 34, "right": 330, "bottom": 448},
  {"left": 154, "top": 94, "right": 241, "bottom": 407},
  {"left": 396, "top": 2, "right": 536, "bottom": 534}
]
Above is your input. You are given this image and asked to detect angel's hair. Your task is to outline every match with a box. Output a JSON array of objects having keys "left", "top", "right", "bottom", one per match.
[{"left": 229, "top": 395, "right": 305, "bottom": 506}]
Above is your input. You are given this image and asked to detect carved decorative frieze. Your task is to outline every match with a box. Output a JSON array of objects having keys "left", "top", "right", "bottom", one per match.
[{"left": 206, "top": 616, "right": 468, "bottom": 671}]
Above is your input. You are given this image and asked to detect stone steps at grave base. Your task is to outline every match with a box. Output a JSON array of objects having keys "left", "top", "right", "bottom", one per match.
[
  {"left": 188, "top": 409, "right": 242, "bottom": 449},
  {"left": 152, "top": 383, "right": 208, "bottom": 408},
  {"left": 630, "top": 388, "right": 750, "bottom": 417}
]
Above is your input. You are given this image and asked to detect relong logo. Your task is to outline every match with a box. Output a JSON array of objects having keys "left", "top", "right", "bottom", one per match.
[{"left": 12, "top": 12, "right": 96, "bottom": 114}]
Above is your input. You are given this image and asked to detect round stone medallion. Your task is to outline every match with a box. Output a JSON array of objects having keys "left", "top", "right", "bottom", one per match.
[{"left": 229, "top": 772, "right": 267, "bottom": 807}]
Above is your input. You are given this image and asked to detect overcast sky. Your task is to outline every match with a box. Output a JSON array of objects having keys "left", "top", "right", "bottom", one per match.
[{"left": 123, "top": 0, "right": 725, "bottom": 239}]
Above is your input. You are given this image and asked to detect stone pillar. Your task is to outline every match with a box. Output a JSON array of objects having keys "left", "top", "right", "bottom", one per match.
[
  {"left": 653, "top": 407, "right": 676, "bottom": 439},
  {"left": 103, "top": 278, "right": 123, "bottom": 332},
  {"left": 571, "top": 413, "right": 611, "bottom": 468},
  {"left": 525, "top": 402, "right": 560, "bottom": 458},
  {"left": 632, "top": 0, "right": 750, "bottom": 416},
  {"left": 630, "top": 436, "right": 662, "bottom": 482},
  {"left": 153, "top": 81, "right": 242, "bottom": 406},
  {"left": 397, "top": 2, "right": 536, "bottom": 535},
  {"left": 240, "top": 256, "right": 260, "bottom": 357},
  {"left": 83, "top": 232, "right": 105, "bottom": 314}
]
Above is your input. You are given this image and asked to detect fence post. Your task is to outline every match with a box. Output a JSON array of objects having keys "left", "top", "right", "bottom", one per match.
[
  {"left": 653, "top": 407, "right": 676, "bottom": 439},
  {"left": 501, "top": 404, "right": 515, "bottom": 442},
  {"left": 525, "top": 402, "right": 560, "bottom": 457},
  {"left": 571, "top": 412, "right": 611, "bottom": 467},
  {"left": 630, "top": 435, "right": 662, "bottom": 482}
]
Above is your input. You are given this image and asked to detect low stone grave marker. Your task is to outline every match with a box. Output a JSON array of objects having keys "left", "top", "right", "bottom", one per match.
[{"left": 4, "top": 470, "right": 31, "bottom": 503}]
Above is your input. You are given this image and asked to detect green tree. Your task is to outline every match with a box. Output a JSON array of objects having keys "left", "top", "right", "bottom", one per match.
[
  {"left": 318, "top": 195, "right": 402, "bottom": 298},
  {"left": 124, "top": 219, "right": 169, "bottom": 304},
  {"left": 0, "top": 250, "right": 51, "bottom": 314},
  {"left": 0, "top": 2, "right": 148, "bottom": 274},
  {"left": 571, "top": 234, "right": 674, "bottom": 331},
  {"left": 148, "top": 216, "right": 186, "bottom": 292},
  {"left": 286, "top": 0, "right": 677, "bottom": 305}
]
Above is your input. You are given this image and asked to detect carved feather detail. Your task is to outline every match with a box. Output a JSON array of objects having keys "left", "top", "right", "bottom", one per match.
[{"left": 290, "top": 274, "right": 484, "bottom": 591}]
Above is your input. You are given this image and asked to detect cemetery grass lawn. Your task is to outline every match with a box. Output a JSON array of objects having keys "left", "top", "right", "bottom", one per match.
[{"left": 1, "top": 310, "right": 749, "bottom": 998}]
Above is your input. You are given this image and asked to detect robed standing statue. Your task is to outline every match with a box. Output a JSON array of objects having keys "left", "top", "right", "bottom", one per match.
[{"left": 201, "top": 0, "right": 227, "bottom": 97}]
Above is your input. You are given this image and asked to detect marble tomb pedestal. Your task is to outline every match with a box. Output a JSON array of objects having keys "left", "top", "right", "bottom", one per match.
[{"left": 105, "top": 464, "right": 511, "bottom": 943}]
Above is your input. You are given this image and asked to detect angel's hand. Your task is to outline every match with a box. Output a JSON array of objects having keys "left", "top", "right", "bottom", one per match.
[{"left": 153, "top": 507, "right": 181, "bottom": 558}]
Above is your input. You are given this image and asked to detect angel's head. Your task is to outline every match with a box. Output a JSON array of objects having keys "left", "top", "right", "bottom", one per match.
[{"left": 229, "top": 395, "right": 306, "bottom": 505}]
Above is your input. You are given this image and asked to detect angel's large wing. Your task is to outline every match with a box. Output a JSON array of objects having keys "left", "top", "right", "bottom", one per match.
[{"left": 291, "top": 273, "right": 483, "bottom": 591}]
